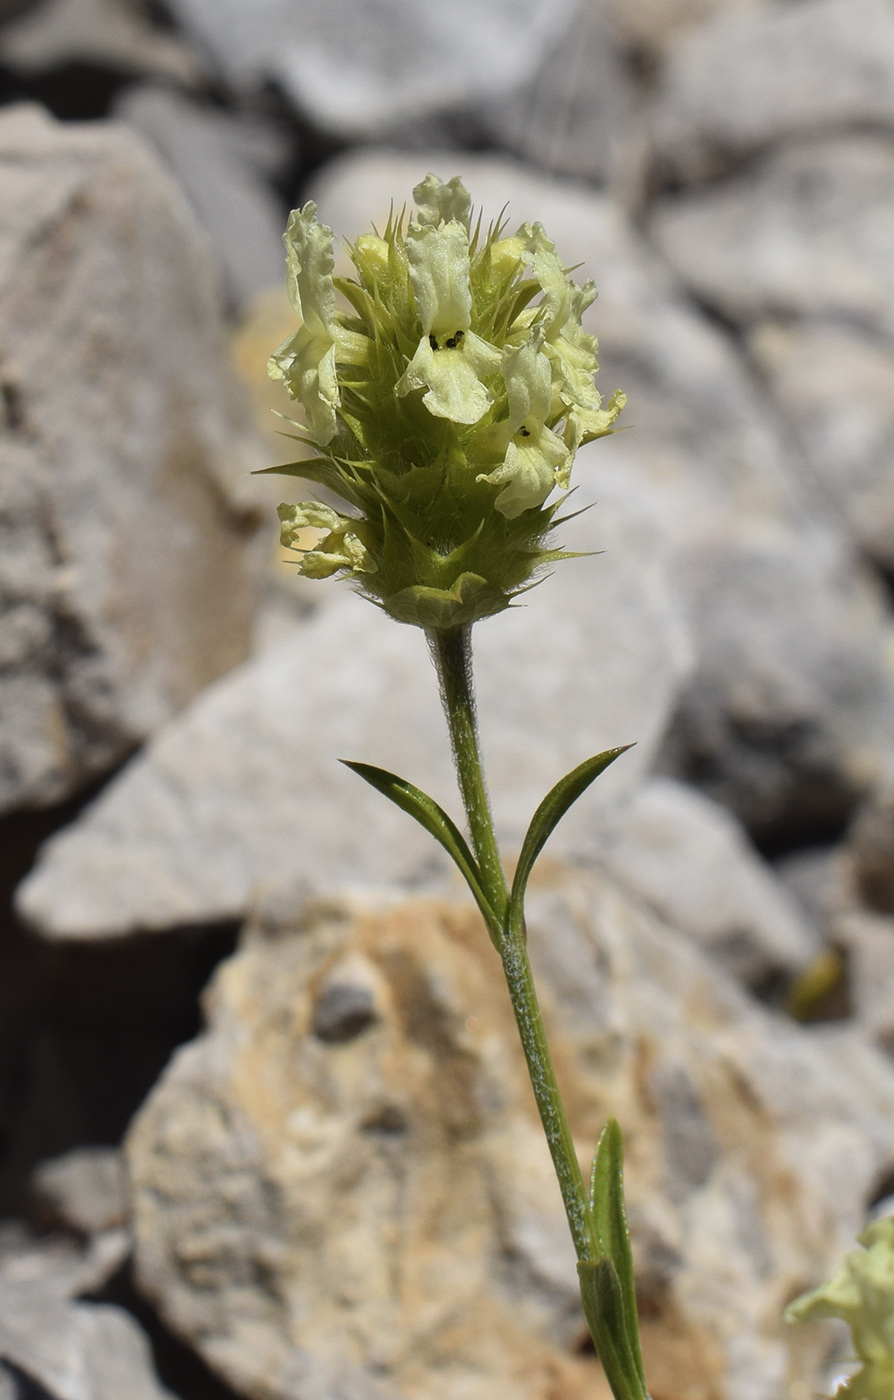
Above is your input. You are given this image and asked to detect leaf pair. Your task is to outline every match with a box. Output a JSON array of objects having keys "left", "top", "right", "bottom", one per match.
[
  {"left": 344, "top": 743, "right": 631, "bottom": 951},
  {"left": 579, "top": 1119, "right": 650, "bottom": 1400}
]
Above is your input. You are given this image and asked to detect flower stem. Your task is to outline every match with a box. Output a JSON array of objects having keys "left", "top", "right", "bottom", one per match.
[
  {"left": 428, "top": 626, "right": 508, "bottom": 920},
  {"left": 429, "top": 625, "right": 594, "bottom": 1263}
]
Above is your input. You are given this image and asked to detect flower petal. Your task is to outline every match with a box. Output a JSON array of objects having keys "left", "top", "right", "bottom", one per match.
[
  {"left": 412, "top": 174, "right": 472, "bottom": 230},
  {"left": 283, "top": 202, "right": 337, "bottom": 337},
  {"left": 268, "top": 329, "right": 339, "bottom": 444},
  {"left": 396, "top": 337, "right": 493, "bottom": 424},
  {"left": 267, "top": 203, "right": 341, "bottom": 444},
  {"left": 563, "top": 390, "right": 627, "bottom": 453},
  {"left": 406, "top": 221, "right": 473, "bottom": 338},
  {"left": 477, "top": 423, "right": 570, "bottom": 518},
  {"left": 503, "top": 329, "right": 552, "bottom": 435},
  {"left": 278, "top": 501, "right": 376, "bottom": 576}
]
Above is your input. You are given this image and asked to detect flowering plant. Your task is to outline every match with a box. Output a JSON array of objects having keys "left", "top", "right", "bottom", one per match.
[
  {"left": 266, "top": 173, "right": 624, "bottom": 630},
  {"left": 263, "top": 173, "right": 645, "bottom": 1400},
  {"left": 786, "top": 1218, "right": 894, "bottom": 1400}
]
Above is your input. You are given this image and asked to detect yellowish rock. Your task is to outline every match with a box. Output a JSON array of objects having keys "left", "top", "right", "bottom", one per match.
[{"left": 127, "top": 867, "right": 894, "bottom": 1400}]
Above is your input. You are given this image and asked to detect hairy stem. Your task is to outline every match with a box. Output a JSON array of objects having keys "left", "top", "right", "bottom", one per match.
[{"left": 429, "top": 625, "right": 594, "bottom": 1262}]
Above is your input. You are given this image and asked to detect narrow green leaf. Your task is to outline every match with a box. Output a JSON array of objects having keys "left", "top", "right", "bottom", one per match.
[
  {"left": 341, "top": 761, "right": 502, "bottom": 947},
  {"left": 578, "top": 1259, "right": 649, "bottom": 1400},
  {"left": 590, "top": 1119, "right": 647, "bottom": 1392},
  {"left": 507, "top": 746, "right": 632, "bottom": 938}
]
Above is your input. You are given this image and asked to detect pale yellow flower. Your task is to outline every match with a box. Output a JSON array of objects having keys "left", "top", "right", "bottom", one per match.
[
  {"left": 396, "top": 219, "right": 500, "bottom": 424},
  {"left": 520, "top": 221, "right": 602, "bottom": 412},
  {"left": 278, "top": 502, "right": 376, "bottom": 579},
  {"left": 267, "top": 204, "right": 368, "bottom": 444},
  {"left": 477, "top": 328, "right": 571, "bottom": 518},
  {"left": 785, "top": 1217, "right": 894, "bottom": 1400}
]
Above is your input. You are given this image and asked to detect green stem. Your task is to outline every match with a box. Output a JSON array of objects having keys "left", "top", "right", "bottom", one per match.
[
  {"left": 429, "top": 625, "right": 594, "bottom": 1263},
  {"left": 428, "top": 627, "right": 508, "bottom": 919},
  {"left": 500, "top": 934, "right": 594, "bottom": 1261}
]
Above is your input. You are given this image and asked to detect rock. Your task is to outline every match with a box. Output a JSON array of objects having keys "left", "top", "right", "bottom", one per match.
[
  {"left": 126, "top": 872, "right": 894, "bottom": 1400},
  {"left": 600, "top": 0, "right": 759, "bottom": 54},
  {"left": 656, "top": 526, "right": 894, "bottom": 848},
  {"left": 0, "top": 104, "right": 267, "bottom": 816},
  {"left": 775, "top": 845, "right": 859, "bottom": 939},
  {"left": 482, "top": 1, "right": 646, "bottom": 200},
  {"left": 0, "top": 0, "right": 202, "bottom": 89},
  {"left": 16, "top": 463, "right": 692, "bottom": 940},
  {"left": 31, "top": 1148, "right": 127, "bottom": 1235},
  {"left": 750, "top": 322, "right": 894, "bottom": 571},
  {"left": 0, "top": 0, "right": 41, "bottom": 27},
  {"left": 836, "top": 910, "right": 894, "bottom": 1052},
  {"left": 846, "top": 772, "right": 894, "bottom": 914},
  {"left": 309, "top": 151, "right": 894, "bottom": 843},
  {"left": 651, "top": 135, "right": 894, "bottom": 337},
  {"left": 112, "top": 86, "right": 289, "bottom": 312},
  {"left": 595, "top": 776, "right": 819, "bottom": 989},
  {"left": 0, "top": 1229, "right": 171, "bottom": 1400},
  {"left": 161, "top": 0, "right": 576, "bottom": 142},
  {"left": 652, "top": 0, "right": 894, "bottom": 182}
]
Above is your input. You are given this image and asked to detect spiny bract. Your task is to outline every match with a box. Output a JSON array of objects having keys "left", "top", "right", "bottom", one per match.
[{"left": 264, "top": 173, "right": 625, "bottom": 631}]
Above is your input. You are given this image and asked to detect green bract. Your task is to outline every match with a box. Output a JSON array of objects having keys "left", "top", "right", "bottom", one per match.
[
  {"left": 265, "top": 174, "right": 625, "bottom": 631},
  {"left": 785, "top": 1217, "right": 894, "bottom": 1400}
]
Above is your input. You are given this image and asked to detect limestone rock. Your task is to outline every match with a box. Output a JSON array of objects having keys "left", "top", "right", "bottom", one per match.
[
  {"left": 31, "top": 1148, "right": 127, "bottom": 1236},
  {"left": 0, "top": 0, "right": 202, "bottom": 88},
  {"left": 750, "top": 322, "right": 894, "bottom": 571},
  {"left": 113, "top": 86, "right": 288, "bottom": 311},
  {"left": 846, "top": 773, "right": 894, "bottom": 914},
  {"left": 775, "top": 845, "right": 859, "bottom": 940},
  {"left": 482, "top": 2, "right": 646, "bottom": 200},
  {"left": 836, "top": 910, "right": 894, "bottom": 1052},
  {"left": 601, "top": 0, "right": 760, "bottom": 53},
  {"left": 656, "top": 526, "right": 894, "bottom": 848},
  {"left": 126, "top": 873, "right": 894, "bottom": 1400},
  {"left": 651, "top": 135, "right": 894, "bottom": 337},
  {"left": 308, "top": 151, "right": 894, "bottom": 843},
  {"left": 16, "top": 464, "right": 691, "bottom": 940},
  {"left": 0, "top": 1229, "right": 171, "bottom": 1400},
  {"left": 652, "top": 0, "right": 894, "bottom": 181},
  {"left": 160, "top": 0, "right": 575, "bottom": 142},
  {"left": 0, "top": 104, "right": 267, "bottom": 816},
  {"left": 596, "top": 776, "right": 819, "bottom": 988}
]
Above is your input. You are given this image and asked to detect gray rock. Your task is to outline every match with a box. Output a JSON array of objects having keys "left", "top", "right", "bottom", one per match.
[
  {"left": 653, "top": 0, "right": 894, "bottom": 181},
  {"left": 161, "top": 0, "right": 576, "bottom": 141},
  {"left": 112, "top": 86, "right": 288, "bottom": 311},
  {"left": 31, "top": 1148, "right": 127, "bottom": 1235},
  {"left": 657, "top": 526, "right": 894, "bottom": 847},
  {"left": 0, "top": 0, "right": 202, "bottom": 86},
  {"left": 0, "top": 0, "right": 41, "bottom": 27},
  {"left": 0, "top": 1232, "right": 171, "bottom": 1400},
  {"left": 846, "top": 771, "right": 894, "bottom": 914},
  {"left": 775, "top": 845, "right": 859, "bottom": 939},
  {"left": 750, "top": 322, "right": 894, "bottom": 571},
  {"left": 601, "top": 0, "right": 762, "bottom": 54},
  {"left": 126, "top": 873, "right": 894, "bottom": 1400},
  {"left": 0, "top": 104, "right": 267, "bottom": 815},
  {"left": 482, "top": 1, "right": 646, "bottom": 201},
  {"left": 651, "top": 135, "right": 894, "bottom": 336},
  {"left": 596, "top": 776, "right": 820, "bottom": 987},
  {"left": 836, "top": 910, "right": 894, "bottom": 1052},
  {"left": 15, "top": 465, "right": 691, "bottom": 940}
]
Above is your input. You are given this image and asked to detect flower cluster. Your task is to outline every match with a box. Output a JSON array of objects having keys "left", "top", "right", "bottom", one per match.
[
  {"left": 785, "top": 1217, "right": 894, "bottom": 1400},
  {"left": 265, "top": 174, "right": 625, "bottom": 630}
]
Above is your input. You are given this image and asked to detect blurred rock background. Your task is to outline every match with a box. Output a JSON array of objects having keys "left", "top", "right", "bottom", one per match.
[{"left": 2, "top": 2, "right": 894, "bottom": 1399}]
